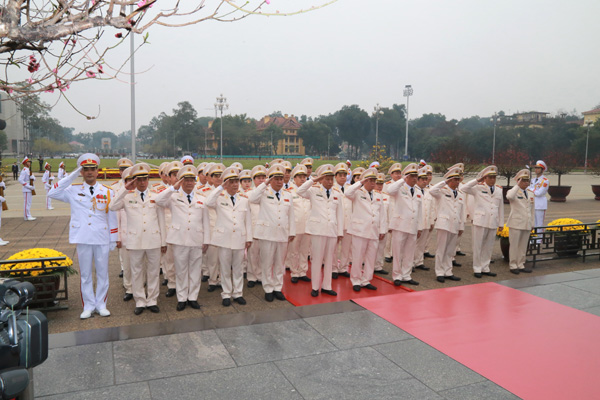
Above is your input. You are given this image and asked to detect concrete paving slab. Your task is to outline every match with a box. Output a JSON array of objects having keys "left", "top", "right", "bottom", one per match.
[
  {"left": 582, "top": 305, "right": 600, "bottom": 317},
  {"left": 374, "top": 339, "right": 485, "bottom": 392},
  {"left": 497, "top": 271, "right": 590, "bottom": 289},
  {"left": 215, "top": 319, "right": 336, "bottom": 366},
  {"left": 276, "top": 347, "right": 443, "bottom": 400},
  {"left": 562, "top": 277, "right": 600, "bottom": 295},
  {"left": 304, "top": 310, "right": 413, "bottom": 350},
  {"left": 37, "top": 382, "right": 151, "bottom": 400},
  {"left": 148, "top": 362, "right": 302, "bottom": 400},
  {"left": 519, "top": 283, "right": 600, "bottom": 310},
  {"left": 112, "top": 330, "right": 235, "bottom": 384},
  {"left": 574, "top": 268, "right": 600, "bottom": 277},
  {"left": 438, "top": 380, "right": 521, "bottom": 400}
]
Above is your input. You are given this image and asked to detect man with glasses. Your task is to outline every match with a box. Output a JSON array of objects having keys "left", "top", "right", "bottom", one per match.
[{"left": 48, "top": 153, "right": 119, "bottom": 319}]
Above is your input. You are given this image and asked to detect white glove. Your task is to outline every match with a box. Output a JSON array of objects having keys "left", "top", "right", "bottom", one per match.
[
  {"left": 0, "top": 181, "right": 5, "bottom": 188},
  {"left": 49, "top": 176, "right": 55, "bottom": 181},
  {"left": 26, "top": 184, "right": 35, "bottom": 191},
  {"left": 0, "top": 196, "right": 5, "bottom": 203},
  {"left": 31, "top": 175, "right": 36, "bottom": 181},
  {"left": 109, "top": 242, "right": 117, "bottom": 251}
]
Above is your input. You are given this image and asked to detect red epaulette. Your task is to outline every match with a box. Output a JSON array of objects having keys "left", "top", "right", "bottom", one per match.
[
  {"left": 202, "top": 187, "right": 211, "bottom": 192},
  {"left": 239, "top": 193, "right": 248, "bottom": 198}
]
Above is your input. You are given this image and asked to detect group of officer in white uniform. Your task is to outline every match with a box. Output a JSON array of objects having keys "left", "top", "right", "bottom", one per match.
[{"left": 46, "top": 153, "right": 550, "bottom": 319}]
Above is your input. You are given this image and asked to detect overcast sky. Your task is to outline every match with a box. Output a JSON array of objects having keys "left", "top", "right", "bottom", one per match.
[{"left": 43, "top": 0, "right": 600, "bottom": 134}]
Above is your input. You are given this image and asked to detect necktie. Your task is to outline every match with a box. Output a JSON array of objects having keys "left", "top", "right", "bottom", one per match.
[
  {"left": 326, "top": 189, "right": 330, "bottom": 199},
  {"left": 524, "top": 190, "right": 528, "bottom": 199},
  {"left": 140, "top": 192, "right": 145, "bottom": 202},
  {"left": 187, "top": 194, "right": 192, "bottom": 204},
  {"left": 490, "top": 186, "right": 494, "bottom": 194},
  {"left": 89, "top": 186, "right": 94, "bottom": 196},
  {"left": 341, "top": 186, "right": 345, "bottom": 194},
  {"left": 420, "top": 188, "right": 425, "bottom": 195},
  {"left": 276, "top": 192, "right": 280, "bottom": 201},
  {"left": 453, "top": 190, "right": 457, "bottom": 198},
  {"left": 285, "top": 183, "right": 289, "bottom": 189},
  {"left": 231, "top": 195, "right": 235, "bottom": 206},
  {"left": 369, "top": 192, "right": 373, "bottom": 201},
  {"left": 410, "top": 187, "right": 414, "bottom": 197}
]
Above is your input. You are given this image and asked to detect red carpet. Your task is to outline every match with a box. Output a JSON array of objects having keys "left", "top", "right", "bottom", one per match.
[
  {"left": 354, "top": 282, "right": 600, "bottom": 400},
  {"left": 282, "top": 266, "right": 412, "bottom": 306}
]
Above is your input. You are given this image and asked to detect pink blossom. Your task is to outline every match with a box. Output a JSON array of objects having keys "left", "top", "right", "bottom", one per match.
[
  {"left": 137, "top": 0, "right": 147, "bottom": 7},
  {"left": 266, "top": 0, "right": 270, "bottom": 3},
  {"left": 86, "top": 71, "right": 96, "bottom": 78},
  {"left": 27, "top": 78, "right": 34, "bottom": 84},
  {"left": 45, "top": 87, "right": 55, "bottom": 93},
  {"left": 52, "top": 68, "right": 57, "bottom": 73}
]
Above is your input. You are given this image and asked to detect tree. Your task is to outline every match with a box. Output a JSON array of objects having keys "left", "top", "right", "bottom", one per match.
[
  {"left": 336, "top": 105, "right": 370, "bottom": 159},
  {"left": 545, "top": 151, "right": 577, "bottom": 187},
  {"left": 494, "top": 148, "right": 529, "bottom": 186},
  {"left": 298, "top": 120, "right": 335, "bottom": 156}
]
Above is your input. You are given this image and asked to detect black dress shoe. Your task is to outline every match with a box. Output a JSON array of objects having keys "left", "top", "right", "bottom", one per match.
[
  {"left": 222, "top": 298, "right": 231, "bottom": 307},
  {"left": 161, "top": 279, "right": 168, "bottom": 286},
  {"left": 291, "top": 277, "right": 299, "bottom": 283},
  {"left": 452, "top": 260, "right": 462, "bottom": 267},
  {"left": 201, "top": 275, "right": 209, "bottom": 282},
  {"left": 273, "top": 291, "right": 286, "bottom": 301},
  {"left": 394, "top": 279, "right": 402, "bottom": 286},
  {"left": 474, "top": 272, "right": 483, "bottom": 278},
  {"left": 446, "top": 275, "right": 461, "bottom": 281},
  {"left": 363, "top": 284, "right": 377, "bottom": 290},
  {"left": 119, "top": 271, "right": 123, "bottom": 278},
  {"left": 510, "top": 269, "right": 520, "bottom": 274},
  {"left": 123, "top": 293, "right": 133, "bottom": 301},
  {"left": 176, "top": 302, "right": 187, "bottom": 311},
  {"left": 188, "top": 300, "right": 201, "bottom": 309},
  {"left": 165, "top": 288, "right": 176, "bottom": 297},
  {"left": 375, "top": 269, "right": 389, "bottom": 275},
  {"left": 247, "top": 280, "right": 256, "bottom": 288},
  {"left": 257, "top": 280, "right": 262, "bottom": 285},
  {"left": 415, "top": 264, "right": 430, "bottom": 271},
  {"left": 265, "top": 292, "right": 274, "bottom": 302},
  {"left": 299, "top": 276, "right": 311, "bottom": 282},
  {"left": 403, "top": 279, "right": 419, "bottom": 286},
  {"left": 424, "top": 252, "right": 435, "bottom": 258},
  {"left": 490, "top": 260, "right": 495, "bottom": 263},
  {"left": 339, "top": 272, "right": 351, "bottom": 278},
  {"left": 384, "top": 257, "right": 393, "bottom": 263},
  {"left": 482, "top": 272, "right": 497, "bottom": 277},
  {"left": 332, "top": 272, "right": 339, "bottom": 279},
  {"left": 148, "top": 305, "right": 160, "bottom": 313},
  {"left": 134, "top": 307, "right": 144, "bottom": 315},
  {"left": 243, "top": 272, "right": 247, "bottom": 279},
  {"left": 353, "top": 285, "right": 361, "bottom": 292},
  {"left": 311, "top": 289, "right": 319, "bottom": 297},
  {"left": 436, "top": 276, "right": 445, "bottom": 283},
  {"left": 207, "top": 285, "right": 217, "bottom": 292},
  {"left": 521, "top": 268, "right": 532, "bottom": 273},
  {"left": 160, "top": 268, "right": 163, "bottom": 275},
  {"left": 234, "top": 297, "right": 246, "bottom": 305},
  {"left": 321, "top": 289, "right": 337, "bottom": 296},
  {"left": 456, "top": 251, "right": 466, "bottom": 256}
]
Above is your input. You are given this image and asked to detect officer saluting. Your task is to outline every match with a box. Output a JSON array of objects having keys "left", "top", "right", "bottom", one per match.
[
  {"left": 507, "top": 169, "right": 535, "bottom": 274},
  {"left": 48, "top": 153, "right": 118, "bottom": 319}
]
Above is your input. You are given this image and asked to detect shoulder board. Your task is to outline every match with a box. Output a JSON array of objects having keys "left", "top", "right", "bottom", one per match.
[
  {"left": 202, "top": 187, "right": 211, "bottom": 192},
  {"left": 151, "top": 182, "right": 162, "bottom": 187},
  {"left": 245, "top": 188, "right": 252, "bottom": 193},
  {"left": 284, "top": 188, "right": 292, "bottom": 192},
  {"left": 374, "top": 189, "right": 381, "bottom": 193},
  {"left": 332, "top": 187, "right": 341, "bottom": 193},
  {"left": 239, "top": 193, "right": 248, "bottom": 198},
  {"left": 154, "top": 188, "right": 166, "bottom": 193},
  {"left": 101, "top": 184, "right": 112, "bottom": 190},
  {"left": 111, "top": 181, "right": 119, "bottom": 186},
  {"left": 496, "top": 185, "right": 502, "bottom": 188},
  {"left": 72, "top": 183, "right": 83, "bottom": 186},
  {"left": 196, "top": 184, "right": 205, "bottom": 190},
  {"left": 128, "top": 190, "right": 135, "bottom": 193}
]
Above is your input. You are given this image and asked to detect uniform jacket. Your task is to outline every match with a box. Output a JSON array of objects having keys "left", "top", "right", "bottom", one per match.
[
  {"left": 461, "top": 179, "right": 504, "bottom": 230},
  {"left": 506, "top": 185, "right": 535, "bottom": 231},
  {"left": 344, "top": 182, "right": 387, "bottom": 240},
  {"left": 417, "top": 186, "right": 436, "bottom": 229},
  {"left": 42, "top": 171, "right": 54, "bottom": 190},
  {"left": 429, "top": 180, "right": 466, "bottom": 234},
  {"left": 334, "top": 182, "right": 352, "bottom": 231},
  {"left": 205, "top": 187, "right": 252, "bottom": 249},
  {"left": 111, "top": 180, "right": 128, "bottom": 246},
  {"left": 288, "top": 184, "right": 312, "bottom": 235},
  {"left": 529, "top": 175, "right": 549, "bottom": 210},
  {"left": 297, "top": 180, "right": 344, "bottom": 238},
  {"left": 386, "top": 179, "right": 424, "bottom": 234},
  {"left": 110, "top": 187, "right": 167, "bottom": 250},
  {"left": 18, "top": 167, "right": 35, "bottom": 192},
  {"left": 48, "top": 173, "right": 118, "bottom": 245},
  {"left": 154, "top": 187, "right": 210, "bottom": 247},
  {"left": 248, "top": 182, "right": 295, "bottom": 242},
  {"left": 198, "top": 185, "right": 217, "bottom": 232}
]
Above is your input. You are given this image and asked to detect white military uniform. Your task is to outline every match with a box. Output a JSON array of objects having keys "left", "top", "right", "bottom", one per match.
[
  {"left": 249, "top": 182, "right": 295, "bottom": 294},
  {"left": 333, "top": 181, "right": 352, "bottom": 274},
  {"left": 18, "top": 165, "right": 35, "bottom": 220},
  {"left": 374, "top": 190, "right": 390, "bottom": 272},
  {"left": 429, "top": 180, "right": 466, "bottom": 278},
  {"left": 48, "top": 168, "right": 118, "bottom": 313},
  {"left": 112, "top": 179, "right": 133, "bottom": 296},
  {"left": 345, "top": 182, "right": 387, "bottom": 287},
  {"left": 386, "top": 179, "right": 424, "bottom": 282},
  {"left": 382, "top": 178, "right": 401, "bottom": 259},
  {"left": 153, "top": 182, "right": 176, "bottom": 292},
  {"left": 205, "top": 187, "right": 252, "bottom": 300},
  {"left": 285, "top": 183, "right": 311, "bottom": 279},
  {"left": 155, "top": 186, "right": 209, "bottom": 303},
  {"left": 246, "top": 186, "right": 262, "bottom": 283},
  {"left": 413, "top": 185, "right": 436, "bottom": 268},
  {"left": 507, "top": 185, "right": 535, "bottom": 271},
  {"left": 57, "top": 167, "right": 68, "bottom": 181},
  {"left": 198, "top": 185, "right": 220, "bottom": 287},
  {"left": 42, "top": 169, "right": 55, "bottom": 209},
  {"left": 462, "top": 179, "right": 504, "bottom": 274},
  {"left": 110, "top": 187, "right": 167, "bottom": 309},
  {"left": 297, "top": 180, "right": 344, "bottom": 292},
  {"left": 529, "top": 175, "right": 549, "bottom": 228}
]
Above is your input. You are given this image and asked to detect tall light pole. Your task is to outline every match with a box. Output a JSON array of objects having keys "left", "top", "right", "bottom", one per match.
[
  {"left": 403, "top": 85, "right": 413, "bottom": 158},
  {"left": 214, "top": 94, "right": 228, "bottom": 163},
  {"left": 491, "top": 112, "right": 498, "bottom": 164},
  {"left": 372, "top": 103, "right": 384, "bottom": 151},
  {"left": 584, "top": 121, "right": 594, "bottom": 173},
  {"left": 130, "top": 4, "right": 136, "bottom": 163}
]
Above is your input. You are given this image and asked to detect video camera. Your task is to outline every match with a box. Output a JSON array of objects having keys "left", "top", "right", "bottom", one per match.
[{"left": 0, "top": 278, "right": 48, "bottom": 400}]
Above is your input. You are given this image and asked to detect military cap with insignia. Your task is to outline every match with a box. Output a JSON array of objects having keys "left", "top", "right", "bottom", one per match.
[
  {"left": 352, "top": 167, "right": 365, "bottom": 178},
  {"left": 291, "top": 164, "right": 308, "bottom": 177},
  {"left": 318, "top": 164, "right": 335, "bottom": 177},
  {"left": 444, "top": 167, "right": 462, "bottom": 180},
  {"left": 334, "top": 162, "right": 348, "bottom": 174},
  {"left": 207, "top": 163, "right": 225, "bottom": 176},
  {"left": 402, "top": 163, "right": 419, "bottom": 176},
  {"left": 376, "top": 172, "right": 385, "bottom": 183},
  {"left": 251, "top": 165, "right": 267, "bottom": 178},
  {"left": 417, "top": 167, "right": 428, "bottom": 178},
  {"left": 477, "top": 165, "right": 497, "bottom": 180},
  {"left": 44, "top": 162, "right": 51, "bottom": 170},
  {"left": 535, "top": 160, "right": 547, "bottom": 171},
  {"left": 301, "top": 157, "right": 313, "bottom": 167},
  {"left": 230, "top": 162, "right": 243, "bottom": 172},
  {"left": 267, "top": 164, "right": 285, "bottom": 177},
  {"left": 197, "top": 162, "right": 207, "bottom": 173},
  {"left": 447, "top": 163, "right": 464, "bottom": 172},
  {"left": 359, "top": 168, "right": 378, "bottom": 181},
  {"left": 131, "top": 162, "right": 151, "bottom": 177},
  {"left": 239, "top": 169, "right": 252, "bottom": 180},
  {"left": 388, "top": 163, "right": 403, "bottom": 175},
  {"left": 117, "top": 158, "right": 134, "bottom": 168},
  {"left": 122, "top": 166, "right": 134, "bottom": 180},
  {"left": 221, "top": 167, "right": 239, "bottom": 181},
  {"left": 167, "top": 161, "right": 184, "bottom": 176},
  {"left": 177, "top": 165, "right": 199, "bottom": 180},
  {"left": 77, "top": 153, "right": 100, "bottom": 167},
  {"left": 180, "top": 155, "right": 194, "bottom": 165},
  {"left": 281, "top": 160, "right": 292, "bottom": 171},
  {"left": 515, "top": 169, "right": 531, "bottom": 181}
]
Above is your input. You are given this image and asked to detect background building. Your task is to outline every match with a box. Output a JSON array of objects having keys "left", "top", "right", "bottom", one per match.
[
  {"left": 0, "top": 95, "right": 27, "bottom": 157},
  {"left": 256, "top": 114, "right": 305, "bottom": 155}
]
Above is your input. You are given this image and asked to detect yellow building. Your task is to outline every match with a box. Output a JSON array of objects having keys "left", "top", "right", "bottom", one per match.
[
  {"left": 256, "top": 114, "right": 305, "bottom": 155},
  {"left": 583, "top": 107, "right": 600, "bottom": 126}
]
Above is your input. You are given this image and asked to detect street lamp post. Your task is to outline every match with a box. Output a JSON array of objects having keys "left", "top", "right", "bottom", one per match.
[
  {"left": 491, "top": 112, "right": 498, "bottom": 164},
  {"left": 584, "top": 121, "right": 594, "bottom": 174},
  {"left": 214, "top": 94, "right": 228, "bottom": 163},
  {"left": 403, "top": 85, "right": 413, "bottom": 158},
  {"left": 372, "top": 103, "right": 384, "bottom": 151}
]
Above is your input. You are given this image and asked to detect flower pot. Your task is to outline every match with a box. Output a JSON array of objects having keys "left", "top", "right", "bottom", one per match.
[
  {"left": 548, "top": 186, "right": 571, "bottom": 202},
  {"left": 592, "top": 185, "right": 600, "bottom": 201},
  {"left": 500, "top": 237, "right": 510, "bottom": 260},
  {"left": 502, "top": 186, "right": 513, "bottom": 204},
  {"left": 554, "top": 233, "right": 582, "bottom": 257}
]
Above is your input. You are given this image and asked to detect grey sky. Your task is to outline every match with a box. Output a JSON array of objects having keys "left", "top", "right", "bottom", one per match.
[{"left": 46, "top": 0, "right": 600, "bottom": 135}]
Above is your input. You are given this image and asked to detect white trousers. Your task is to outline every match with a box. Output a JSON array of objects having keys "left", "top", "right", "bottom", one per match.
[
  {"left": 45, "top": 188, "right": 52, "bottom": 209},
  {"left": 286, "top": 233, "right": 310, "bottom": 277},
  {"left": 534, "top": 210, "right": 546, "bottom": 229},
  {"left": 259, "top": 240, "right": 288, "bottom": 293},
  {"left": 311, "top": 235, "right": 336, "bottom": 291},
  {"left": 23, "top": 192, "right": 32, "bottom": 219},
  {"left": 375, "top": 232, "right": 387, "bottom": 271},
  {"left": 384, "top": 233, "right": 392, "bottom": 258},
  {"left": 201, "top": 245, "right": 220, "bottom": 286},
  {"left": 350, "top": 235, "right": 378, "bottom": 287},
  {"left": 76, "top": 244, "right": 110, "bottom": 312},
  {"left": 435, "top": 229, "right": 458, "bottom": 277},
  {"left": 218, "top": 247, "right": 244, "bottom": 299},
  {"left": 247, "top": 239, "right": 261, "bottom": 282},
  {"left": 119, "top": 247, "right": 132, "bottom": 293},
  {"left": 413, "top": 228, "right": 431, "bottom": 267},
  {"left": 392, "top": 230, "right": 417, "bottom": 281},
  {"left": 160, "top": 244, "right": 176, "bottom": 289},
  {"left": 509, "top": 228, "right": 530, "bottom": 270},
  {"left": 333, "top": 232, "right": 352, "bottom": 273},
  {"left": 172, "top": 244, "right": 203, "bottom": 302},
  {"left": 128, "top": 248, "right": 161, "bottom": 308},
  {"left": 472, "top": 225, "right": 496, "bottom": 273}
]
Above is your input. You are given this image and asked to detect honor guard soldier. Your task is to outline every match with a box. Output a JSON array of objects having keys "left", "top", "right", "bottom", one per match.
[
  {"left": 298, "top": 164, "right": 345, "bottom": 296},
  {"left": 430, "top": 167, "right": 465, "bottom": 283},
  {"left": 246, "top": 165, "right": 267, "bottom": 287},
  {"left": 332, "top": 162, "right": 352, "bottom": 278},
  {"left": 48, "top": 153, "right": 118, "bottom": 319},
  {"left": 155, "top": 164, "right": 209, "bottom": 311},
  {"left": 116, "top": 166, "right": 134, "bottom": 301},
  {"left": 158, "top": 161, "right": 182, "bottom": 296},
  {"left": 386, "top": 163, "right": 423, "bottom": 286},
  {"left": 383, "top": 162, "right": 403, "bottom": 263},
  {"left": 345, "top": 168, "right": 387, "bottom": 292},
  {"left": 249, "top": 164, "right": 295, "bottom": 302},
  {"left": 57, "top": 161, "right": 68, "bottom": 180},
  {"left": 529, "top": 160, "right": 549, "bottom": 230},
  {"left": 285, "top": 164, "right": 312, "bottom": 283},
  {"left": 507, "top": 169, "right": 535, "bottom": 274},
  {"left": 374, "top": 173, "right": 390, "bottom": 275},
  {"left": 199, "top": 163, "right": 225, "bottom": 290},
  {"left": 18, "top": 157, "right": 36, "bottom": 221},
  {"left": 110, "top": 163, "right": 167, "bottom": 315},
  {"left": 112, "top": 158, "right": 134, "bottom": 281},
  {"left": 301, "top": 158, "right": 314, "bottom": 179},
  {"left": 413, "top": 167, "right": 434, "bottom": 271},
  {"left": 206, "top": 167, "right": 252, "bottom": 306},
  {"left": 180, "top": 155, "right": 194, "bottom": 165},
  {"left": 462, "top": 165, "right": 504, "bottom": 278},
  {"left": 42, "top": 162, "right": 55, "bottom": 210}
]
